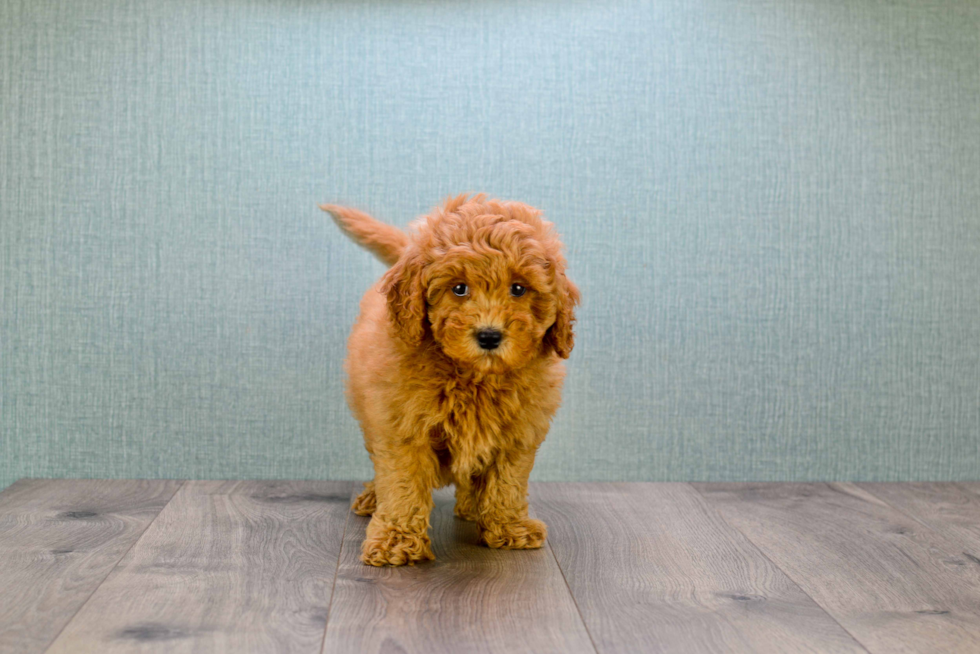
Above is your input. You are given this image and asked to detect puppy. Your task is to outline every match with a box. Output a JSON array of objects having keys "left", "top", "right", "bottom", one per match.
[{"left": 320, "top": 194, "right": 578, "bottom": 566}]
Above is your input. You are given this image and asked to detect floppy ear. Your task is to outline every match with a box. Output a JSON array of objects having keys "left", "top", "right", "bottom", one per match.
[
  {"left": 544, "top": 273, "right": 580, "bottom": 359},
  {"left": 379, "top": 249, "right": 428, "bottom": 347}
]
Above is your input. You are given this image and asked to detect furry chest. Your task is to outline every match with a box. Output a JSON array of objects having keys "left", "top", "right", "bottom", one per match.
[{"left": 428, "top": 385, "right": 521, "bottom": 474}]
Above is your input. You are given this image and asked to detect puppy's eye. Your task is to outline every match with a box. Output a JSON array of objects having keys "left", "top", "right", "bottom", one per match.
[
  {"left": 510, "top": 283, "right": 527, "bottom": 297},
  {"left": 452, "top": 283, "right": 468, "bottom": 297}
]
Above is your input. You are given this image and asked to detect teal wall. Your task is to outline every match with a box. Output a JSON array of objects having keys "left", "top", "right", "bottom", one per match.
[{"left": 2, "top": 0, "right": 979, "bottom": 490}]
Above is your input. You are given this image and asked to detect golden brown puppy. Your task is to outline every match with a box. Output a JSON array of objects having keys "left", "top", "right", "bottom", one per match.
[{"left": 320, "top": 194, "right": 578, "bottom": 566}]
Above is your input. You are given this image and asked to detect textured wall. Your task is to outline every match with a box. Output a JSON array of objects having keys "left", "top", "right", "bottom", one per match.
[{"left": 2, "top": 0, "right": 979, "bottom": 490}]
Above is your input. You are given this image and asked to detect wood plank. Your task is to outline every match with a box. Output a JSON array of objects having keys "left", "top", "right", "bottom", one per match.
[
  {"left": 532, "top": 482, "right": 865, "bottom": 654},
  {"left": 322, "top": 485, "right": 595, "bottom": 654},
  {"left": 45, "top": 480, "right": 352, "bottom": 654},
  {"left": 694, "top": 482, "right": 980, "bottom": 654},
  {"left": 858, "top": 483, "right": 980, "bottom": 552},
  {"left": 0, "top": 479, "right": 182, "bottom": 654}
]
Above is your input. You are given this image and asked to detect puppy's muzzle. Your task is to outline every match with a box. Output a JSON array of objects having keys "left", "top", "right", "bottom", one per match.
[{"left": 476, "top": 328, "right": 503, "bottom": 351}]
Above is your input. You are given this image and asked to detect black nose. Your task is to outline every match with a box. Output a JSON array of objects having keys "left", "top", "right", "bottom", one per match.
[{"left": 476, "top": 329, "right": 503, "bottom": 350}]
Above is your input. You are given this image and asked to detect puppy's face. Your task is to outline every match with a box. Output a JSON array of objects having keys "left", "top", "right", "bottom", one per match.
[
  {"left": 382, "top": 197, "right": 578, "bottom": 373},
  {"left": 425, "top": 251, "right": 555, "bottom": 374}
]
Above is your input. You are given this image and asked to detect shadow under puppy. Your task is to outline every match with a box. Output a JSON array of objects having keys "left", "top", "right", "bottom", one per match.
[{"left": 320, "top": 194, "right": 579, "bottom": 566}]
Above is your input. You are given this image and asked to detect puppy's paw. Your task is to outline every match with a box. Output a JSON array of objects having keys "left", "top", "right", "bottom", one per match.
[
  {"left": 361, "top": 525, "right": 435, "bottom": 567},
  {"left": 480, "top": 518, "right": 547, "bottom": 550},
  {"left": 351, "top": 485, "right": 377, "bottom": 516}
]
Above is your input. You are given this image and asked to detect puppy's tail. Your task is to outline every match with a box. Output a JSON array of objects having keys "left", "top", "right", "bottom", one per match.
[{"left": 319, "top": 204, "right": 408, "bottom": 267}]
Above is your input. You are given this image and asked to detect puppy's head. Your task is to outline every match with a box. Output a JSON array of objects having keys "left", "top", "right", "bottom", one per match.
[{"left": 381, "top": 194, "right": 579, "bottom": 374}]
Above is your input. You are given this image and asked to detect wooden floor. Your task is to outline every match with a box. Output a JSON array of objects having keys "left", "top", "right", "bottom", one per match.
[{"left": 2, "top": 481, "right": 980, "bottom": 653}]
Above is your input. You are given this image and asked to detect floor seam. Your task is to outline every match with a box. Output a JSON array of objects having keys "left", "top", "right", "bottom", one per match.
[
  {"left": 686, "top": 482, "right": 874, "bottom": 654},
  {"left": 40, "top": 478, "right": 188, "bottom": 653},
  {"left": 533, "top": 491, "right": 601, "bottom": 654},
  {"left": 319, "top": 480, "right": 355, "bottom": 654}
]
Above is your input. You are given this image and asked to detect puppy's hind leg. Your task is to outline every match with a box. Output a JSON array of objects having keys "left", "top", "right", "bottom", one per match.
[
  {"left": 352, "top": 480, "right": 377, "bottom": 516},
  {"left": 453, "top": 475, "right": 479, "bottom": 521}
]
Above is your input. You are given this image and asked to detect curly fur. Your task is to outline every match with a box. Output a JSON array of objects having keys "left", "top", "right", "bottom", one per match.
[{"left": 321, "top": 194, "right": 579, "bottom": 566}]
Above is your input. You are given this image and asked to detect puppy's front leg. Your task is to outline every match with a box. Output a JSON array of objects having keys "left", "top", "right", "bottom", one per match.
[
  {"left": 361, "top": 442, "right": 438, "bottom": 566},
  {"left": 475, "top": 448, "right": 547, "bottom": 550}
]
